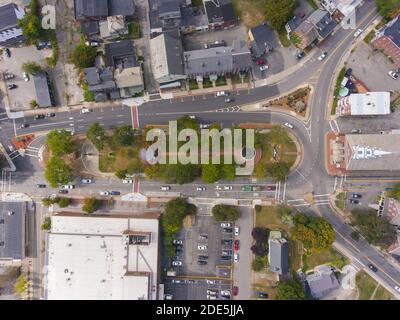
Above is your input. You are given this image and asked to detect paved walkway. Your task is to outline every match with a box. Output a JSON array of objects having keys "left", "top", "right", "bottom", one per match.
[{"left": 81, "top": 140, "right": 114, "bottom": 178}]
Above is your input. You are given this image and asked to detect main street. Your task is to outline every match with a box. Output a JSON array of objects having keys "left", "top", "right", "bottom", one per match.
[{"left": 1, "top": 0, "right": 399, "bottom": 298}]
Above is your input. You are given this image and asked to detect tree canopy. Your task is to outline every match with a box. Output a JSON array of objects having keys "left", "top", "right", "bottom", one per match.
[
  {"left": 375, "top": 0, "right": 400, "bottom": 20},
  {"left": 46, "top": 129, "right": 73, "bottom": 156},
  {"left": 71, "top": 41, "right": 97, "bottom": 69},
  {"left": 276, "top": 279, "right": 306, "bottom": 300},
  {"left": 41, "top": 217, "right": 51, "bottom": 231},
  {"left": 112, "top": 125, "right": 135, "bottom": 147},
  {"left": 18, "top": 0, "right": 41, "bottom": 44},
  {"left": 22, "top": 61, "right": 42, "bottom": 75},
  {"left": 83, "top": 197, "right": 101, "bottom": 213},
  {"left": 351, "top": 209, "right": 396, "bottom": 248},
  {"left": 265, "top": 162, "right": 290, "bottom": 182},
  {"left": 265, "top": 0, "right": 298, "bottom": 31},
  {"left": 44, "top": 156, "right": 72, "bottom": 188},
  {"left": 212, "top": 204, "right": 241, "bottom": 221},
  {"left": 292, "top": 214, "right": 335, "bottom": 252},
  {"left": 87, "top": 122, "right": 105, "bottom": 150},
  {"left": 162, "top": 198, "right": 197, "bottom": 234}
]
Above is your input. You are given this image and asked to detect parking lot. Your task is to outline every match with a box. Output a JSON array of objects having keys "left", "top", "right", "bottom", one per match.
[{"left": 0, "top": 46, "right": 52, "bottom": 111}]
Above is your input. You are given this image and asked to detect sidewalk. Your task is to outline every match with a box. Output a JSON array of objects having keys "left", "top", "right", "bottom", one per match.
[{"left": 81, "top": 140, "right": 115, "bottom": 178}]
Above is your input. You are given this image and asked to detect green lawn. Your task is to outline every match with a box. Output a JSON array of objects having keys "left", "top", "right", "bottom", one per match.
[
  {"left": 356, "top": 271, "right": 393, "bottom": 300},
  {"left": 303, "top": 248, "right": 349, "bottom": 271},
  {"left": 335, "top": 192, "right": 346, "bottom": 211},
  {"left": 215, "top": 76, "right": 227, "bottom": 86},
  {"left": 191, "top": 0, "right": 203, "bottom": 6},
  {"left": 188, "top": 79, "right": 199, "bottom": 90},
  {"left": 203, "top": 79, "right": 213, "bottom": 88},
  {"left": 278, "top": 29, "right": 291, "bottom": 47},
  {"left": 363, "top": 30, "right": 375, "bottom": 44},
  {"left": 331, "top": 67, "right": 346, "bottom": 115}
]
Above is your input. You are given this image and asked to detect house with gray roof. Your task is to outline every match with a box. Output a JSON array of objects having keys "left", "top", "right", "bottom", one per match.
[
  {"left": 268, "top": 231, "right": 289, "bottom": 275},
  {"left": 183, "top": 39, "right": 252, "bottom": 80},
  {"left": 0, "top": 202, "right": 26, "bottom": 266},
  {"left": 305, "top": 265, "right": 340, "bottom": 299},
  {"left": 248, "top": 23, "right": 275, "bottom": 58},
  {"left": 33, "top": 72, "right": 55, "bottom": 108},
  {"left": 149, "top": 0, "right": 185, "bottom": 37},
  {"left": 105, "top": 40, "right": 138, "bottom": 69},
  {"left": 0, "top": 3, "right": 25, "bottom": 47},
  {"left": 74, "top": 0, "right": 135, "bottom": 21},
  {"left": 203, "top": 0, "right": 236, "bottom": 30},
  {"left": 150, "top": 31, "right": 186, "bottom": 89}
]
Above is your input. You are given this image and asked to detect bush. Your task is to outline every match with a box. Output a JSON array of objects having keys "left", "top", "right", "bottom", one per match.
[
  {"left": 252, "top": 256, "right": 265, "bottom": 271},
  {"left": 251, "top": 227, "right": 269, "bottom": 243},
  {"left": 212, "top": 204, "right": 241, "bottom": 222},
  {"left": 115, "top": 169, "right": 128, "bottom": 179},
  {"left": 255, "top": 205, "right": 262, "bottom": 212},
  {"left": 58, "top": 197, "right": 71, "bottom": 208},
  {"left": 83, "top": 197, "right": 101, "bottom": 213},
  {"left": 41, "top": 217, "right": 51, "bottom": 231},
  {"left": 251, "top": 243, "right": 267, "bottom": 256},
  {"left": 71, "top": 40, "right": 97, "bottom": 69}
]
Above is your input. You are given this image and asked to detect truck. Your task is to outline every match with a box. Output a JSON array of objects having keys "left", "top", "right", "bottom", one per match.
[
  {"left": 166, "top": 270, "right": 177, "bottom": 277},
  {"left": 242, "top": 185, "right": 261, "bottom": 192}
]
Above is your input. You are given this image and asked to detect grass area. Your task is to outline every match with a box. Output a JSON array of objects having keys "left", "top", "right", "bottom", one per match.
[
  {"left": 231, "top": 0, "right": 268, "bottom": 27},
  {"left": 215, "top": 76, "right": 227, "bottom": 87},
  {"left": 356, "top": 271, "right": 393, "bottom": 300},
  {"left": 82, "top": 83, "right": 95, "bottom": 102},
  {"left": 306, "top": 0, "right": 318, "bottom": 9},
  {"left": 232, "top": 73, "right": 250, "bottom": 84},
  {"left": 191, "top": 0, "right": 203, "bottom": 6},
  {"left": 99, "top": 136, "right": 144, "bottom": 173},
  {"left": 335, "top": 192, "right": 346, "bottom": 211},
  {"left": 188, "top": 79, "right": 199, "bottom": 90},
  {"left": 120, "top": 21, "right": 141, "bottom": 39},
  {"left": 363, "top": 29, "right": 376, "bottom": 44},
  {"left": 256, "top": 206, "right": 302, "bottom": 273},
  {"left": 303, "top": 248, "right": 349, "bottom": 271},
  {"left": 202, "top": 78, "right": 213, "bottom": 88},
  {"left": 278, "top": 29, "right": 291, "bottom": 47},
  {"left": 331, "top": 67, "right": 346, "bottom": 115}
]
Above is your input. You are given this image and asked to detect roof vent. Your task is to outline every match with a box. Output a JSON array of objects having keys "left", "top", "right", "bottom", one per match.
[
  {"left": 0, "top": 219, "right": 4, "bottom": 224},
  {"left": 66, "top": 243, "right": 72, "bottom": 247},
  {"left": 0, "top": 241, "right": 4, "bottom": 246},
  {"left": 64, "top": 268, "right": 69, "bottom": 273}
]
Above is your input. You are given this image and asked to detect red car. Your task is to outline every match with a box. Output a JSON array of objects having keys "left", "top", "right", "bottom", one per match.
[
  {"left": 233, "top": 286, "right": 238, "bottom": 296},
  {"left": 266, "top": 185, "right": 276, "bottom": 191},
  {"left": 256, "top": 59, "right": 265, "bottom": 66},
  {"left": 234, "top": 240, "right": 239, "bottom": 251}
]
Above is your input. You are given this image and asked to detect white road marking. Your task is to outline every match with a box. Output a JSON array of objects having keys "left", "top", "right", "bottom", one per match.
[
  {"left": 28, "top": 120, "right": 73, "bottom": 129},
  {"left": 333, "top": 176, "right": 338, "bottom": 191},
  {"left": 287, "top": 198, "right": 306, "bottom": 203},
  {"left": 313, "top": 194, "right": 331, "bottom": 197},
  {"left": 13, "top": 119, "right": 17, "bottom": 136}
]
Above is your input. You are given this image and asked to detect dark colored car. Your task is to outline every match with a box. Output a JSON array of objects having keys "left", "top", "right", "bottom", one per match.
[
  {"left": 258, "top": 292, "right": 268, "bottom": 299},
  {"left": 350, "top": 199, "right": 359, "bottom": 204},
  {"left": 5, "top": 48, "right": 11, "bottom": 57},
  {"left": 197, "top": 260, "right": 207, "bottom": 265},
  {"left": 368, "top": 264, "right": 378, "bottom": 272},
  {"left": 8, "top": 84, "right": 17, "bottom": 90},
  {"left": 110, "top": 191, "right": 121, "bottom": 196},
  {"left": 34, "top": 114, "right": 45, "bottom": 120},
  {"left": 46, "top": 113, "right": 56, "bottom": 117},
  {"left": 175, "top": 244, "right": 183, "bottom": 250},
  {"left": 175, "top": 249, "right": 183, "bottom": 254},
  {"left": 345, "top": 68, "right": 352, "bottom": 77},
  {"left": 20, "top": 123, "right": 29, "bottom": 129},
  {"left": 266, "top": 185, "right": 276, "bottom": 191},
  {"left": 197, "top": 255, "right": 208, "bottom": 260},
  {"left": 59, "top": 189, "right": 68, "bottom": 194},
  {"left": 352, "top": 193, "right": 362, "bottom": 199},
  {"left": 296, "top": 51, "right": 305, "bottom": 60},
  {"left": 223, "top": 228, "right": 233, "bottom": 233},
  {"left": 221, "top": 255, "right": 232, "bottom": 261},
  {"left": 172, "top": 256, "right": 181, "bottom": 261},
  {"left": 36, "top": 184, "right": 46, "bottom": 188}
]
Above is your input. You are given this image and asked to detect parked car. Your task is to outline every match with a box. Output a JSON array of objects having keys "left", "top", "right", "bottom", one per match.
[
  {"left": 196, "top": 186, "right": 206, "bottom": 191},
  {"left": 296, "top": 51, "right": 305, "bottom": 60},
  {"left": 81, "top": 178, "right": 92, "bottom": 184},
  {"left": 81, "top": 107, "right": 92, "bottom": 114},
  {"left": 200, "top": 123, "right": 210, "bottom": 129},
  {"left": 36, "top": 184, "right": 46, "bottom": 188},
  {"left": 206, "top": 279, "right": 215, "bottom": 284},
  {"left": 85, "top": 40, "right": 100, "bottom": 47},
  {"left": 122, "top": 178, "right": 133, "bottom": 184},
  {"left": 259, "top": 65, "right": 268, "bottom": 71},
  {"left": 100, "top": 191, "right": 110, "bottom": 196},
  {"left": 223, "top": 185, "right": 233, "bottom": 190},
  {"left": 222, "top": 250, "right": 232, "bottom": 256},
  {"left": 221, "top": 239, "right": 232, "bottom": 245},
  {"left": 160, "top": 186, "right": 171, "bottom": 191},
  {"left": 172, "top": 240, "right": 183, "bottom": 245},
  {"left": 197, "top": 260, "right": 207, "bottom": 265},
  {"left": 232, "top": 286, "right": 238, "bottom": 296},
  {"left": 234, "top": 253, "right": 239, "bottom": 263},
  {"left": 353, "top": 28, "right": 363, "bottom": 37},
  {"left": 220, "top": 222, "right": 232, "bottom": 228},
  {"left": 172, "top": 255, "right": 181, "bottom": 261},
  {"left": 258, "top": 292, "right": 268, "bottom": 299},
  {"left": 20, "top": 123, "right": 29, "bottom": 129},
  {"left": 234, "top": 226, "right": 240, "bottom": 236},
  {"left": 345, "top": 68, "right": 353, "bottom": 77},
  {"left": 220, "top": 255, "right": 232, "bottom": 261},
  {"left": 62, "top": 185, "right": 75, "bottom": 190},
  {"left": 394, "top": 286, "right": 400, "bottom": 293},
  {"left": 34, "top": 114, "right": 45, "bottom": 120},
  {"left": 388, "top": 70, "right": 399, "bottom": 80},
  {"left": 256, "top": 59, "right": 265, "bottom": 66},
  {"left": 199, "top": 234, "right": 208, "bottom": 240},
  {"left": 352, "top": 193, "right": 362, "bottom": 199},
  {"left": 221, "top": 290, "right": 231, "bottom": 297},
  {"left": 368, "top": 264, "right": 378, "bottom": 272},
  {"left": 175, "top": 249, "right": 183, "bottom": 255},
  {"left": 110, "top": 191, "right": 120, "bottom": 196},
  {"left": 207, "top": 295, "right": 217, "bottom": 300},
  {"left": 46, "top": 112, "right": 56, "bottom": 117},
  {"left": 172, "top": 279, "right": 182, "bottom": 284},
  {"left": 172, "top": 261, "right": 182, "bottom": 266},
  {"left": 216, "top": 91, "right": 226, "bottom": 97},
  {"left": 351, "top": 129, "right": 361, "bottom": 134},
  {"left": 175, "top": 244, "right": 183, "bottom": 250},
  {"left": 223, "top": 228, "right": 233, "bottom": 233},
  {"left": 164, "top": 294, "right": 173, "bottom": 300},
  {"left": 3, "top": 73, "right": 14, "bottom": 80},
  {"left": 207, "top": 289, "right": 218, "bottom": 295},
  {"left": 215, "top": 185, "right": 222, "bottom": 190},
  {"left": 283, "top": 122, "right": 294, "bottom": 129},
  {"left": 36, "top": 41, "right": 51, "bottom": 50},
  {"left": 234, "top": 240, "right": 239, "bottom": 251},
  {"left": 59, "top": 189, "right": 68, "bottom": 194},
  {"left": 197, "top": 255, "right": 208, "bottom": 260},
  {"left": 7, "top": 84, "right": 17, "bottom": 90},
  {"left": 318, "top": 51, "right": 327, "bottom": 61},
  {"left": 266, "top": 185, "right": 276, "bottom": 191},
  {"left": 198, "top": 245, "right": 208, "bottom": 250},
  {"left": 350, "top": 199, "right": 359, "bottom": 204},
  {"left": 189, "top": 115, "right": 196, "bottom": 119},
  {"left": 5, "top": 48, "right": 11, "bottom": 58},
  {"left": 22, "top": 72, "right": 29, "bottom": 82},
  {"left": 225, "top": 97, "right": 234, "bottom": 103}
]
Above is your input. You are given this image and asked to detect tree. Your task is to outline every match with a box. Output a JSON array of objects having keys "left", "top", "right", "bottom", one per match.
[
  {"left": 58, "top": 197, "right": 71, "bottom": 208},
  {"left": 14, "top": 274, "right": 28, "bottom": 295},
  {"left": 251, "top": 227, "right": 269, "bottom": 243},
  {"left": 265, "top": 0, "right": 298, "bottom": 31},
  {"left": 87, "top": 122, "right": 105, "bottom": 150},
  {"left": 292, "top": 214, "right": 335, "bottom": 252},
  {"left": 252, "top": 256, "right": 265, "bottom": 271},
  {"left": 163, "top": 198, "right": 197, "bottom": 234},
  {"left": 166, "top": 163, "right": 199, "bottom": 185},
  {"left": 267, "top": 126, "right": 291, "bottom": 145},
  {"left": 265, "top": 162, "right": 290, "bottom": 182},
  {"left": 83, "top": 197, "right": 101, "bottom": 213},
  {"left": 212, "top": 204, "right": 241, "bottom": 221},
  {"left": 351, "top": 209, "right": 396, "bottom": 248},
  {"left": 375, "top": 0, "right": 400, "bottom": 20},
  {"left": 251, "top": 243, "right": 267, "bottom": 256},
  {"left": 277, "top": 204, "right": 294, "bottom": 225},
  {"left": 30, "top": 100, "right": 38, "bottom": 109},
  {"left": 290, "top": 32, "right": 302, "bottom": 47},
  {"left": 201, "top": 164, "right": 222, "bottom": 183},
  {"left": 351, "top": 231, "right": 360, "bottom": 241},
  {"left": 276, "top": 279, "right": 306, "bottom": 300},
  {"left": 115, "top": 169, "right": 128, "bottom": 179},
  {"left": 46, "top": 129, "right": 73, "bottom": 156},
  {"left": 22, "top": 61, "right": 42, "bottom": 75},
  {"left": 41, "top": 217, "right": 51, "bottom": 231},
  {"left": 177, "top": 115, "right": 199, "bottom": 132},
  {"left": 42, "top": 197, "right": 56, "bottom": 207},
  {"left": 71, "top": 41, "right": 97, "bottom": 69},
  {"left": 18, "top": 13, "right": 41, "bottom": 44},
  {"left": 44, "top": 156, "right": 72, "bottom": 188},
  {"left": 112, "top": 125, "right": 135, "bottom": 147},
  {"left": 221, "top": 164, "right": 236, "bottom": 180}
]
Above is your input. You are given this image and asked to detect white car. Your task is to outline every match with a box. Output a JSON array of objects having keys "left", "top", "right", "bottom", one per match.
[
  {"left": 85, "top": 41, "right": 100, "bottom": 47},
  {"left": 220, "top": 290, "right": 231, "bottom": 296},
  {"left": 207, "top": 295, "right": 217, "bottom": 300},
  {"left": 196, "top": 186, "right": 206, "bottom": 191},
  {"left": 394, "top": 286, "right": 400, "bottom": 293},
  {"left": 81, "top": 178, "right": 92, "bottom": 184},
  {"left": 318, "top": 51, "right": 327, "bottom": 61},
  {"left": 234, "top": 253, "right": 239, "bottom": 263},
  {"left": 207, "top": 289, "right": 217, "bottom": 295},
  {"left": 388, "top": 70, "right": 399, "bottom": 80},
  {"left": 215, "top": 185, "right": 222, "bottom": 190},
  {"left": 160, "top": 186, "right": 171, "bottom": 191},
  {"left": 200, "top": 123, "right": 210, "bottom": 129},
  {"left": 172, "top": 239, "right": 183, "bottom": 245},
  {"left": 189, "top": 115, "right": 196, "bottom": 119},
  {"left": 172, "top": 261, "right": 182, "bottom": 266},
  {"left": 353, "top": 28, "right": 363, "bottom": 38},
  {"left": 198, "top": 245, "right": 208, "bottom": 250},
  {"left": 220, "top": 222, "right": 232, "bottom": 228},
  {"left": 122, "top": 178, "right": 133, "bottom": 184},
  {"left": 100, "top": 191, "right": 110, "bottom": 196},
  {"left": 206, "top": 279, "right": 215, "bottom": 284},
  {"left": 62, "top": 184, "right": 75, "bottom": 190},
  {"left": 260, "top": 65, "right": 268, "bottom": 71},
  {"left": 284, "top": 122, "right": 294, "bottom": 129},
  {"left": 22, "top": 72, "right": 29, "bottom": 82},
  {"left": 234, "top": 226, "right": 240, "bottom": 236},
  {"left": 223, "top": 185, "right": 233, "bottom": 190},
  {"left": 81, "top": 107, "right": 91, "bottom": 114},
  {"left": 164, "top": 294, "right": 173, "bottom": 300},
  {"left": 216, "top": 91, "right": 226, "bottom": 97}
]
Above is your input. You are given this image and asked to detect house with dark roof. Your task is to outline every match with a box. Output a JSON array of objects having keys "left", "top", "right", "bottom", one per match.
[
  {"left": 285, "top": 15, "right": 302, "bottom": 37},
  {"left": 0, "top": 3, "right": 26, "bottom": 47},
  {"left": 305, "top": 265, "right": 340, "bottom": 299},
  {"left": 33, "top": 72, "right": 55, "bottom": 108},
  {"left": 268, "top": 231, "right": 289, "bottom": 275},
  {"left": 248, "top": 23, "right": 275, "bottom": 58},
  {"left": 183, "top": 39, "right": 252, "bottom": 80},
  {"left": 84, "top": 66, "right": 118, "bottom": 102},
  {"left": 150, "top": 30, "right": 186, "bottom": 89},
  {"left": 74, "top": 0, "right": 135, "bottom": 21},
  {"left": 203, "top": 0, "right": 236, "bottom": 30},
  {"left": 148, "top": 0, "right": 187, "bottom": 37},
  {"left": 105, "top": 40, "right": 138, "bottom": 69},
  {"left": 0, "top": 202, "right": 26, "bottom": 266},
  {"left": 372, "top": 15, "right": 400, "bottom": 68}
]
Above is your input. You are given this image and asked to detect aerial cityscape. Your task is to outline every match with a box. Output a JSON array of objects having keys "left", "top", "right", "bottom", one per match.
[{"left": 1, "top": 0, "right": 400, "bottom": 303}]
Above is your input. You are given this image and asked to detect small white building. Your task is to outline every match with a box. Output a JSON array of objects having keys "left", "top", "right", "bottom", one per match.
[
  {"left": 45, "top": 212, "right": 160, "bottom": 300},
  {"left": 337, "top": 92, "right": 391, "bottom": 116}
]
